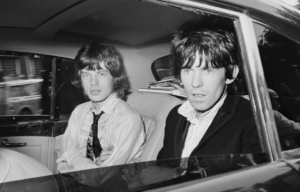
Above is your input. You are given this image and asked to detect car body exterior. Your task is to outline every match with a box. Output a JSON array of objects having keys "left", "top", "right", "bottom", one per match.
[
  {"left": 0, "top": 79, "right": 43, "bottom": 115},
  {"left": 0, "top": 0, "right": 300, "bottom": 191}
]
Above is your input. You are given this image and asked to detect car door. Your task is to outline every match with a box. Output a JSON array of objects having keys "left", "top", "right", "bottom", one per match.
[
  {"left": 0, "top": 54, "right": 56, "bottom": 173},
  {"left": 0, "top": 54, "right": 87, "bottom": 176}
]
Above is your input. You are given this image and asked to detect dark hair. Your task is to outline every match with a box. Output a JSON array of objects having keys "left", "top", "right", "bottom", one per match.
[
  {"left": 171, "top": 21, "right": 239, "bottom": 93},
  {"left": 73, "top": 43, "right": 128, "bottom": 98}
]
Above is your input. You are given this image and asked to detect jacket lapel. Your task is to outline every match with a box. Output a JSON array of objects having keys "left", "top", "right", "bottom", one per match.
[
  {"left": 174, "top": 115, "right": 190, "bottom": 158},
  {"left": 191, "top": 95, "right": 239, "bottom": 156}
]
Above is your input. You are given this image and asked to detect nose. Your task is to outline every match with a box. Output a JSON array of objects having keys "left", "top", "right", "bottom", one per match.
[
  {"left": 192, "top": 71, "right": 203, "bottom": 88},
  {"left": 90, "top": 74, "right": 99, "bottom": 85}
]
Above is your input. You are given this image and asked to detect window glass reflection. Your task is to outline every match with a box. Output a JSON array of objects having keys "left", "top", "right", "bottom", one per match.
[
  {"left": 0, "top": 54, "right": 52, "bottom": 116},
  {"left": 56, "top": 59, "right": 87, "bottom": 118},
  {"left": 254, "top": 23, "right": 300, "bottom": 150},
  {"left": 51, "top": 153, "right": 269, "bottom": 191}
]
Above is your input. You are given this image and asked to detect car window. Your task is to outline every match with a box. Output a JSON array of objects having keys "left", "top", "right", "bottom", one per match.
[
  {"left": 55, "top": 58, "right": 87, "bottom": 119},
  {"left": 254, "top": 22, "right": 300, "bottom": 151},
  {"left": 0, "top": 53, "right": 52, "bottom": 120},
  {"left": 10, "top": 86, "right": 22, "bottom": 97},
  {"left": 23, "top": 83, "right": 40, "bottom": 96},
  {"left": 138, "top": 10, "right": 265, "bottom": 183}
]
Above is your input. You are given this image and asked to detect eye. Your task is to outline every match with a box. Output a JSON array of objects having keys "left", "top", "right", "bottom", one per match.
[
  {"left": 98, "top": 71, "right": 107, "bottom": 76},
  {"left": 182, "top": 69, "right": 193, "bottom": 75},
  {"left": 205, "top": 68, "right": 213, "bottom": 74},
  {"left": 81, "top": 73, "right": 89, "bottom": 78}
]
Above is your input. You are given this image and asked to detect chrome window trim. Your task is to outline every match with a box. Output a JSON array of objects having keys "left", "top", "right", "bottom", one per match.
[
  {"left": 146, "top": 0, "right": 282, "bottom": 161},
  {"left": 235, "top": 15, "right": 281, "bottom": 161}
]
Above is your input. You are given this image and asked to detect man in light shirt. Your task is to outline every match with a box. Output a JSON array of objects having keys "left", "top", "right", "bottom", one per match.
[
  {"left": 56, "top": 43, "right": 145, "bottom": 188},
  {"left": 123, "top": 21, "right": 262, "bottom": 188}
]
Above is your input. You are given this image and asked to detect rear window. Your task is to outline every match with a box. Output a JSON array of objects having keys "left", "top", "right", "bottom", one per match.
[{"left": 10, "top": 86, "right": 22, "bottom": 97}]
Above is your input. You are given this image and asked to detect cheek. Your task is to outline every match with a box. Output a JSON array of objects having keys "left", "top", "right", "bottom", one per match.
[
  {"left": 81, "top": 79, "right": 89, "bottom": 88},
  {"left": 102, "top": 77, "right": 114, "bottom": 89},
  {"left": 180, "top": 75, "right": 191, "bottom": 87}
]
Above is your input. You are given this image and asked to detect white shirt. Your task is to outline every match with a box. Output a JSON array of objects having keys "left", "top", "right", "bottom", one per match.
[
  {"left": 57, "top": 94, "right": 145, "bottom": 172},
  {"left": 179, "top": 93, "right": 227, "bottom": 158}
]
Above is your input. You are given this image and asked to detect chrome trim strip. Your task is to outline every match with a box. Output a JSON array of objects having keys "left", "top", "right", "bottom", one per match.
[
  {"left": 50, "top": 58, "right": 56, "bottom": 120},
  {"left": 235, "top": 14, "right": 282, "bottom": 161}
]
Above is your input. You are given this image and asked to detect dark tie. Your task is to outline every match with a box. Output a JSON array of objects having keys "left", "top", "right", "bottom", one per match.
[{"left": 86, "top": 111, "right": 104, "bottom": 161}]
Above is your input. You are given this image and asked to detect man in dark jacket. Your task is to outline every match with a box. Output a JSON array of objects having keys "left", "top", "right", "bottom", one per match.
[
  {"left": 124, "top": 21, "right": 262, "bottom": 189},
  {"left": 156, "top": 21, "right": 261, "bottom": 159}
]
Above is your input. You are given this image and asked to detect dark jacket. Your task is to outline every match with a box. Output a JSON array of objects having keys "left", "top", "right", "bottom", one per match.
[{"left": 157, "top": 94, "right": 262, "bottom": 161}]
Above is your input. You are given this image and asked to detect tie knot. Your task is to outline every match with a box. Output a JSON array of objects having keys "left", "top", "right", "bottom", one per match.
[{"left": 92, "top": 111, "right": 104, "bottom": 125}]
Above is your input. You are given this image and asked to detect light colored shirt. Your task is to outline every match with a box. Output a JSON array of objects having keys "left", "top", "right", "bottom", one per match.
[
  {"left": 179, "top": 93, "right": 227, "bottom": 158},
  {"left": 57, "top": 94, "right": 145, "bottom": 172}
]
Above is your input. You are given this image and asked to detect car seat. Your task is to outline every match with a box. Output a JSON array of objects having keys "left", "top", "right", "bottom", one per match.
[{"left": 126, "top": 92, "right": 182, "bottom": 161}]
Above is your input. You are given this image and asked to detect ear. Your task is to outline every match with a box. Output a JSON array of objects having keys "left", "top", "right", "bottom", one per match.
[{"left": 225, "top": 65, "right": 239, "bottom": 84}]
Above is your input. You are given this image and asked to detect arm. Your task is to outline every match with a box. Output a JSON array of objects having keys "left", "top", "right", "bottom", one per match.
[
  {"left": 274, "top": 110, "right": 300, "bottom": 139},
  {"left": 242, "top": 114, "right": 262, "bottom": 154},
  {"left": 57, "top": 107, "right": 97, "bottom": 172},
  {"left": 99, "top": 113, "right": 145, "bottom": 168}
]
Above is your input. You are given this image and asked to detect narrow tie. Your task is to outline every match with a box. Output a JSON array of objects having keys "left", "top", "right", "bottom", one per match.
[{"left": 86, "top": 111, "right": 104, "bottom": 161}]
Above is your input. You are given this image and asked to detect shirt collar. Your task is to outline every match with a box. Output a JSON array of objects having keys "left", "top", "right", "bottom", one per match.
[
  {"left": 88, "top": 93, "right": 119, "bottom": 115},
  {"left": 179, "top": 92, "right": 227, "bottom": 124}
]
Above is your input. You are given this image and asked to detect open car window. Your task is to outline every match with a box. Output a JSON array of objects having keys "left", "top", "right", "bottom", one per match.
[{"left": 254, "top": 22, "right": 300, "bottom": 151}]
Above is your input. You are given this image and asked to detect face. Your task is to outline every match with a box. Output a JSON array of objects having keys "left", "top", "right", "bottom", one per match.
[
  {"left": 80, "top": 62, "right": 114, "bottom": 108},
  {"left": 180, "top": 51, "right": 237, "bottom": 116}
]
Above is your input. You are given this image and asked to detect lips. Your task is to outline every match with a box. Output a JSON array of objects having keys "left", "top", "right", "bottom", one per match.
[
  {"left": 192, "top": 93, "right": 205, "bottom": 97},
  {"left": 90, "top": 90, "right": 101, "bottom": 95}
]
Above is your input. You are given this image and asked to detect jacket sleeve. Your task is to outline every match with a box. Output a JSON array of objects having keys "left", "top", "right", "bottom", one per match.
[{"left": 241, "top": 114, "right": 262, "bottom": 153}]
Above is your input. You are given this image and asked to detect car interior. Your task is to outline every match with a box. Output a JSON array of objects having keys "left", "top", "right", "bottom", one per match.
[{"left": 1, "top": 0, "right": 300, "bottom": 190}]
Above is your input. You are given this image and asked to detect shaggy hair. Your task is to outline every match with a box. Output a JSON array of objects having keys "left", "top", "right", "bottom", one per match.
[
  {"left": 171, "top": 21, "right": 239, "bottom": 94},
  {"left": 73, "top": 43, "right": 128, "bottom": 98}
]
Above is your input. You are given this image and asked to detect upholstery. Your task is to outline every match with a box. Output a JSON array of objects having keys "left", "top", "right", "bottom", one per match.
[{"left": 126, "top": 92, "right": 182, "bottom": 161}]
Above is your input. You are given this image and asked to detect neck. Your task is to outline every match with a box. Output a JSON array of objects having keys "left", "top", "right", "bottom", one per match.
[{"left": 91, "top": 93, "right": 114, "bottom": 112}]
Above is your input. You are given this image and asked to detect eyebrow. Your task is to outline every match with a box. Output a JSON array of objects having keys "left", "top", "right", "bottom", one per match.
[
  {"left": 81, "top": 68, "right": 109, "bottom": 73},
  {"left": 98, "top": 69, "right": 109, "bottom": 72}
]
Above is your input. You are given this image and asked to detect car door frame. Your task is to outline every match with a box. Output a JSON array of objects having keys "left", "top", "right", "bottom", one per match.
[{"left": 150, "top": 0, "right": 282, "bottom": 162}]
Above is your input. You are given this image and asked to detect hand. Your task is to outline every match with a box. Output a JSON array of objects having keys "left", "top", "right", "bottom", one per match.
[
  {"left": 128, "top": 166, "right": 176, "bottom": 189},
  {"left": 121, "top": 162, "right": 147, "bottom": 184},
  {"left": 96, "top": 146, "right": 114, "bottom": 166},
  {"left": 57, "top": 161, "right": 75, "bottom": 173}
]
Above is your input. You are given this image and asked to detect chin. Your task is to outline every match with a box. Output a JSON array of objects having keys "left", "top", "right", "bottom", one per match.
[
  {"left": 191, "top": 102, "right": 210, "bottom": 111},
  {"left": 90, "top": 96, "right": 104, "bottom": 102}
]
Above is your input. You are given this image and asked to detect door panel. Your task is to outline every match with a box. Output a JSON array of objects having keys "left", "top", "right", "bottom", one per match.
[{"left": 0, "top": 136, "right": 55, "bottom": 172}]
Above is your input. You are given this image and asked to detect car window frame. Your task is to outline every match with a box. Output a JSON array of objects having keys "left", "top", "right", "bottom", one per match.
[
  {"left": 148, "top": 0, "right": 282, "bottom": 161},
  {"left": 0, "top": 51, "right": 74, "bottom": 123}
]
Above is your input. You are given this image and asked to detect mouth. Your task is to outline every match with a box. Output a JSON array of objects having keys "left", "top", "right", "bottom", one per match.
[
  {"left": 192, "top": 93, "right": 205, "bottom": 98},
  {"left": 90, "top": 90, "right": 101, "bottom": 95}
]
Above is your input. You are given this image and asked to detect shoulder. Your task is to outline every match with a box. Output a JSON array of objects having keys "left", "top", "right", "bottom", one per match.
[
  {"left": 223, "top": 95, "right": 253, "bottom": 115},
  {"left": 165, "top": 104, "right": 186, "bottom": 126},
  {"left": 73, "top": 101, "right": 90, "bottom": 111},
  {"left": 115, "top": 99, "right": 141, "bottom": 119},
  {"left": 69, "top": 101, "right": 90, "bottom": 117},
  {"left": 235, "top": 96, "right": 254, "bottom": 115},
  {"left": 227, "top": 95, "right": 256, "bottom": 128},
  {"left": 169, "top": 104, "right": 182, "bottom": 116}
]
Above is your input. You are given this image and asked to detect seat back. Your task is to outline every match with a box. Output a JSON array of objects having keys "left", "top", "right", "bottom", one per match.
[{"left": 126, "top": 92, "right": 182, "bottom": 161}]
